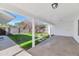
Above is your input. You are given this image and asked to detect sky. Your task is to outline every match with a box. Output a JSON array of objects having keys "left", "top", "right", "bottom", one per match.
[
  {"left": 6, "top": 10, "right": 28, "bottom": 26},
  {"left": 8, "top": 15, "right": 27, "bottom": 26}
]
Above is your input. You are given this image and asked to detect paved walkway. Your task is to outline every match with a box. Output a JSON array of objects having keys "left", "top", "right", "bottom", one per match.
[
  {"left": 0, "top": 36, "right": 31, "bottom": 56},
  {"left": 27, "top": 36, "right": 79, "bottom": 56}
]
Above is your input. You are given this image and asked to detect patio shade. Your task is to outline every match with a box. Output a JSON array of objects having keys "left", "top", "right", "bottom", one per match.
[
  {"left": 0, "top": 10, "right": 14, "bottom": 24},
  {"left": 0, "top": 8, "right": 28, "bottom": 25},
  {"left": 8, "top": 15, "right": 27, "bottom": 26},
  {"left": 7, "top": 11, "right": 28, "bottom": 26}
]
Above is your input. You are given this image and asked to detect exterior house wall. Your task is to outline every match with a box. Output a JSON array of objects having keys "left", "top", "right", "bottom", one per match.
[
  {"left": 54, "top": 19, "right": 74, "bottom": 37},
  {"left": 10, "top": 27, "right": 18, "bottom": 34},
  {"left": 73, "top": 16, "right": 79, "bottom": 43},
  {"left": 10, "top": 27, "right": 29, "bottom": 34},
  {"left": 5, "top": 27, "right": 29, "bottom": 34}
]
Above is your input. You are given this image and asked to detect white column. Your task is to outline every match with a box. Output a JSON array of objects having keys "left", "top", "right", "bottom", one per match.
[
  {"left": 5, "top": 27, "right": 8, "bottom": 35},
  {"left": 48, "top": 24, "right": 51, "bottom": 37},
  {"left": 32, "top": 18, "right": 35, "bottom": 47}
]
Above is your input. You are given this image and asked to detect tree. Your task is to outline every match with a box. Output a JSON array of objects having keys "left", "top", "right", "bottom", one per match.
[
  {"left": 35, "top": 24, "right": 46, "bottom": 33},
  {"left": 15, "top": 22, "right": 28, "bottom": 33},
  {"left": 15, "top": 22, "right": 22, "bottom": 33},
  {"left": 7, "top": 24, "right": 14, "bottom": 35}
]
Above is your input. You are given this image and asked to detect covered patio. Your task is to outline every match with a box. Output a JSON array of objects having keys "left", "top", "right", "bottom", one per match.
[{"left": 0, "top": 8, "right": 53, "bottom": 52}]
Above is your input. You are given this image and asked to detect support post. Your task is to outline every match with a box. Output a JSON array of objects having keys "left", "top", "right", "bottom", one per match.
[
  {"left": 32, "top": 18, "right": 35, "bottom": 47},
  {"left": 5, "top": 27, "right": 8, "bottom": 35},
  {"left": 48, "top": 24, "right": 51, "bottom": 38}
]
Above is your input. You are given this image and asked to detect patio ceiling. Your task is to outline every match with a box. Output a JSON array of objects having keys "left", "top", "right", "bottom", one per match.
[
  {"left": 0, "top": 8, "right": 27, "bottom": 25},
  {"left": 0, "top": 8, "right": 14, "bottom": 24},
  {"left": 8, "top": 3, "right": 79, "bottom": 24},
  {"left": 0, "top": 3, "right": 79, "bottom": 25}
]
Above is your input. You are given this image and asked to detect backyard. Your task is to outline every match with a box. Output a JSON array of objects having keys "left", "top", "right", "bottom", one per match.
[{"left": 8, "top": 33, "right": 48, "bottom": 49}]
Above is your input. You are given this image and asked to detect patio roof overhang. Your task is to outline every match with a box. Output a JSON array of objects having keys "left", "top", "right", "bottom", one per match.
[
  {"left": 0, "top": 9, "right": 15, "bottom": 24},
  {"left": 0, "top": 8, "right": 28, "bottom": 26},
  {"left": 0, "top": 8, "right": 52, "bottom": 48}
]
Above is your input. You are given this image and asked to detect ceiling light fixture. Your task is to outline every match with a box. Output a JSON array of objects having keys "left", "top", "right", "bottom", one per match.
[{"left": 51, "top": 3, "right": 58, "bottom": 9}]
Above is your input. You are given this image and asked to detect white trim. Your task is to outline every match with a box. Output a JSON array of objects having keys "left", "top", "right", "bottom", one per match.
[
  {"left": 32, "top": 18, "right": 35, "bottom": 47},
  {"left": 48, "top": 24, "right": 51, "bottom": 37}
]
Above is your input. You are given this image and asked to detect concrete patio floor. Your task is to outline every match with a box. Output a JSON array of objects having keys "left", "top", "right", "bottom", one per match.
[
  {"left": 0, "top": 36, "right": 16, "bottom": 51},
  {"left": 0, "top": 36, "right": 31, "bottom": 56},
  {"left": 27, "top": 36, "right": 79, "bottom": 56}
]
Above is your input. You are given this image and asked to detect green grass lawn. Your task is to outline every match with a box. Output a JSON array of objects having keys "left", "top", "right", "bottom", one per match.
[{"left": 8, "top": 33, "right": 48, "bottom": 49}]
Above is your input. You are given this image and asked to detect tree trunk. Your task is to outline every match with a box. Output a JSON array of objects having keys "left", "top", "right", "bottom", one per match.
[
  {"left": 8, "top": 27, "right": 11, "bottom": 34},
  {"left": 18, "top": 27, "right": 21, "bottom": 33}
]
